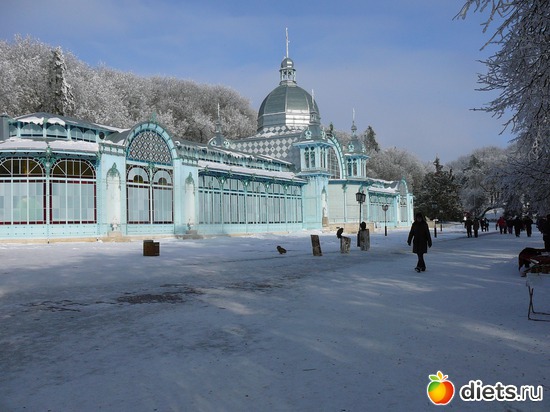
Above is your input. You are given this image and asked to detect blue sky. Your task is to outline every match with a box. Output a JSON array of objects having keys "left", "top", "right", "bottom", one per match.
[{"left": 2, "top": 0, "right": 512, "bottom": 163}]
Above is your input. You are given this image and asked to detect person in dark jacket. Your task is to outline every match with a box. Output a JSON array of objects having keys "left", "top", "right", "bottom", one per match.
[
  {"left": 464, "top": 217, "right": 473, "bottom": 238},
  {"left": 523, "top": 216, "right": 533, "bottom": 237},
  {"left": 513, "top": 216, "right": 523, "bottom": 237},
  {"left": 407, "top": 212, "right": 432, "bottom": 272},
  {"left": 473, "top": 217, "right": 480, "bottom": 238},
  {"left": 541, "top": 214, "right": 550, "bottom": 251},
  {"left": 506, "top": 217, "right": 514, "bottom": 234}
]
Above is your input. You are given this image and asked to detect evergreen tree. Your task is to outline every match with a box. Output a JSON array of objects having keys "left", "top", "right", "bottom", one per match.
[
  {"left": 414, "top": 157, "right": 463, "bottom": 220},
  {"left": 47, "top": 47, "right": 74, "bottom": 116},
  {"left": 363, "top": 126, "right": 380, "bottom": 154}
]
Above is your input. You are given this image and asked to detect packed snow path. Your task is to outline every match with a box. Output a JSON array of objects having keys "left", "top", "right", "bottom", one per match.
[{"left": 1, "top": 227, "right": 549, "bottom": 411}]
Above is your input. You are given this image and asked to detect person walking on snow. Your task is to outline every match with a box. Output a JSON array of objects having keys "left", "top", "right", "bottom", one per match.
[
  {"left": 473, "top": 217, "right": 480, "bottom": 238},
  {"left": 407, "top": 212, "right": 432, "bottom": 272},
  {"left": 497, "top": 216, "right": 506, "bottom": 234},
  {"left": 541, "top": 214, "right": 550, "bottom": 251},
  {"left": 465, "top": 217, "right": 473, "bottom": 238},
  {"left": 523, "top": 215, "right": 533, "bottom": 237}
]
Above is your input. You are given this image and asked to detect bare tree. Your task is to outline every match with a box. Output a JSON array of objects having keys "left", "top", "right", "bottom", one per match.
[{"left": 457, "top": 0, "right": 550, "bottom": 212}]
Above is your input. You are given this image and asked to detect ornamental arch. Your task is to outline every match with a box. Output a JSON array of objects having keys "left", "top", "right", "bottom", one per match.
[{"left": 124, "top": 123, "right": 176, "bottom": 228}]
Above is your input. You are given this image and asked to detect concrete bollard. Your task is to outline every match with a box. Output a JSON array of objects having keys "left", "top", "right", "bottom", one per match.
[
  {"left": 340, "top": 236, "right": 351, "bottom": 253},
  {"left": 359, "top": 229, "right": 370, "bottom": 251},
  {"left": 310, "top": 234, "right": 323, "bottom": 256}
]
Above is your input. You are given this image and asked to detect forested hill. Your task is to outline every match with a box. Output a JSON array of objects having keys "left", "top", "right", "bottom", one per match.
[{"left": 0, "top": 36, "right": 257, "bottom": 143}]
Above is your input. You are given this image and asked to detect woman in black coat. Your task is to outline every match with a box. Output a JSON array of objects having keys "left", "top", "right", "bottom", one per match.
[{"left": 407, "top": 212, "right": 432, "bottom": 272}]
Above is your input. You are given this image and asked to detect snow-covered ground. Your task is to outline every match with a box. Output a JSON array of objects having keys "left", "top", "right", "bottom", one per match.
[{"left": 1, "top": 225, "right": 549, "bottom": 412}]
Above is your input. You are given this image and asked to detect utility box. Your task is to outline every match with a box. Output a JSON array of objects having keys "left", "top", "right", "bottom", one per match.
[{"left": 143, "top": 239, "right": 160, "bottom": 256}]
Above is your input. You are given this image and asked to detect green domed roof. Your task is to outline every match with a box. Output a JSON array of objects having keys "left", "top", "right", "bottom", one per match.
[{"left": 257, "top": 84, "right": 319, "bottom": 132}]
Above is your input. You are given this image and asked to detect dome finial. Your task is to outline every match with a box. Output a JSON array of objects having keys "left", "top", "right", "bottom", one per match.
[
  {"left": 285, "top": 27, "right": 289, "bottom": 59},
  {"left": 279, "top": 28, "right": 296, "bottom": 85},
  {"left": 351, "top": 108, "right": 357, "bottom": 135},
  {"left": 214, "top": 102, "right": 223, "bottom": 135}
]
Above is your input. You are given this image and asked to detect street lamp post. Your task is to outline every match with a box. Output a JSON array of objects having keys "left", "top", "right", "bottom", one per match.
[
  {"left": 431, "top": 202, "right": 438, "bottom": 238},
  {"left": 356, "top": 190, "right": 366, "bottom": 246},
  {"left": 382, "top": 204, "right": 389, "bottom": 236}
]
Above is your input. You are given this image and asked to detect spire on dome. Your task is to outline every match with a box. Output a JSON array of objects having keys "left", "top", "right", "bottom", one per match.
[
  {"left": 286, "top": 27, "right": 289, "bottom": 59},
  {"left": 280, "top": 28, "right": 296, "bottom": 85},
  {"left": 207, "top": 103, "right": 232, "bottom": 149},
  {"left": 351, "top": 108, "right": 357, "bottom": 136},
  {"left": 310, "top": 89, "right": 320, "bottom": 125},
  {"left": 214, "top": 103, "right": 223, "bottom": 135}
]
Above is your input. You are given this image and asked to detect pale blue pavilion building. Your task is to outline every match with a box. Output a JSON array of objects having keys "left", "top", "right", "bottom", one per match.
[{"left": 0, "top": 51, "right": 413, "bottom": 241}]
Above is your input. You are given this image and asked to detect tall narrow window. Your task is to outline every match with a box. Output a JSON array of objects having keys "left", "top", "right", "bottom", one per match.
[
  {"left": 153, "top": 170, "right": 173, "bottom": 223},
  {"left": 0, "top": 158, "right": 45, "bottom": 224},
  {"left": 127, "top": 167, "right": 151, "bottom": 224},
  {"left": 50, "top": 159, "right": 96, "bottom": 224}
]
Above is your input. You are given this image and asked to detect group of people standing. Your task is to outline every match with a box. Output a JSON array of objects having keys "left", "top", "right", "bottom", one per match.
[
  {"left": 406, "top": 212, "right": 550, "bottom": 273},
  {"left": 495, "top": 215, "right": 534, "bottom": 237},
  {"left": 463, "top": 216, "right": 489, "bottom": 238}
]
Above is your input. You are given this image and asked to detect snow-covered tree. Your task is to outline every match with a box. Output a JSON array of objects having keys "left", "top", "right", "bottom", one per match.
[
  {"left": 0, "top": 36, "right": 50, "bottom": 115},
  {"left": 47, "top": 47, "right": 74, "bottom": 116},
  {"left": 414, "top": 158, "right": 463, "bottom": 221},
  {"left": 0, "top": 36, "right": 257, "bottom": 140},
  {"left": 448, "top": 146, "right": 508, "bottom": 217},
  {"left": 366, "top": 147, "right": 428, "bottom": 194},
  {"left": 363, "top": 126, "right": 380, "bottom": 154},
  {"left": 457, "top": 0, "right": 550, "bottom": 213}
]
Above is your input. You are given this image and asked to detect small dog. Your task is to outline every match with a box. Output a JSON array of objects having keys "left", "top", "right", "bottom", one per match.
[{"left": 276, "top": 245, "right": 287, "bottom": 254}]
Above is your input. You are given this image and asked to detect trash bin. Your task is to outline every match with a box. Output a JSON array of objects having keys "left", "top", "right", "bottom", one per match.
[{"left": 143, "top": 239, "right": 160, "bottom": 256}]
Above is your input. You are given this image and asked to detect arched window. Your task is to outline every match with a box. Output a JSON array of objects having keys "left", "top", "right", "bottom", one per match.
[
  {"left": 20, "top": 123, "right": 42, "bottom": 137},
  {"left": 50, "top": 159, "right": 96, "bottom": 223},
  {"left": 152, "top": 170, "right": 173, "bottom": 223},
  {"left": 127, "top": 130, "right": 172, "bottom": 165},
  {"left": 83, "top": 130, "right": 96, "bottom": 142},
  {"left": 0, "top": 158, "right": 45, "bottom": 224},
  {"left": 46, "top": 125, "right": 67, "bottom": 138},
  {"left": 71, "top": 127, "right": 84, "bottom": 141},
  {"left": 327, "top": 147, "right": 341, "bottom": 179},
  {"left": 127, "top": 166, "right": 149, "bottom": 224},
  {"left": 126, "top": 165, "right": 173, "bottom": 225}
]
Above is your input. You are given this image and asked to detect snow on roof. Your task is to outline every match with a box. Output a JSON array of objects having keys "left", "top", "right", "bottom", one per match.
[
  {"left": 198, "top": 160, "right": 304, "bottom": 182},
  {"left": 17, "top": 115, "right": 67, "bottom": 126},
  {"left": 0, "top": 138, "right": 98, "bottom": 153},
  {"left": 368, "top": 186, "right": 398, "bottom": 194},
  {"left": 14, "top": 113, "right": 127, "bottom": 133}
]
